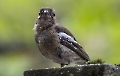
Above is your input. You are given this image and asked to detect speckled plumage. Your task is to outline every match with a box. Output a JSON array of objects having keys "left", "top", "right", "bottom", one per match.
[{"left": 33, "top": 7, "right": 90, "bottom": 67}]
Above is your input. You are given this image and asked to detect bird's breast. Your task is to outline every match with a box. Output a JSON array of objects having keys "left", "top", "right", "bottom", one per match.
[{"left": 36, "top": 30, "right": 59, "bottom": 51}]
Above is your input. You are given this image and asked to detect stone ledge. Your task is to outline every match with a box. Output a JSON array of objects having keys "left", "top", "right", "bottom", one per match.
[{"left": 24, "top": 64, "right": 120, "bottom": 76}]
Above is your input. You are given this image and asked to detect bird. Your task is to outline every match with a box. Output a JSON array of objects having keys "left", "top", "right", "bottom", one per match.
[{"left": 33, "top": 7, "right": 90, "bottom": 67}]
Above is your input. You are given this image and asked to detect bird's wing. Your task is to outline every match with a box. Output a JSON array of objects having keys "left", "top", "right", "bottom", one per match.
[{"left": 55, "top": 26, "right": 90, "bottom": 61}]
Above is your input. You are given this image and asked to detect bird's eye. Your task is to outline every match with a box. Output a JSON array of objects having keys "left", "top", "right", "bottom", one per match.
[
  {"left": 39, "top": 12, "right": 40, "bottom": 15},
  {"left": 52, "top": 13, "right": 55, "bottom": 17}
]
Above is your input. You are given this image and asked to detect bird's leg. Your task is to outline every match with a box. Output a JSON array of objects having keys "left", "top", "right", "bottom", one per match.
[
  {"left": 61, "top": 64, "right": 66, "bottom": 68},
  {"left": 60, "top": 64, "right": 69, "bottom": 68}
]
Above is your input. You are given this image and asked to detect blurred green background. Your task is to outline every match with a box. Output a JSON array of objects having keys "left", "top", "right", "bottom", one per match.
[{"left": 0, "top": 0, "right": 120, "bottom": 76}]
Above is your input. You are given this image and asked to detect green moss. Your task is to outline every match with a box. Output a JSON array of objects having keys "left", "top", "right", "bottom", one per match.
[
  {"left": 115, "top": 64, "right": 120, "bottom": 67},
  {"left": 87, "top": 59, "right": 105, "bottom": 64}
]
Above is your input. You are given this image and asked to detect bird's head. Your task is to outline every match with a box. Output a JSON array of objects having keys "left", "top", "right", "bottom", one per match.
[
  {"left": 38, "top": 7, "right": 56, "bottom": 21},
  {"left": 33, "top": 7, "right": 56, "bottom": 34}
]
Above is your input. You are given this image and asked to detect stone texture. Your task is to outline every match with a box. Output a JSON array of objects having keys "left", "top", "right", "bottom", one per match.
[{"left": 24, "top": 64, "right": 120, "bottom": 76}]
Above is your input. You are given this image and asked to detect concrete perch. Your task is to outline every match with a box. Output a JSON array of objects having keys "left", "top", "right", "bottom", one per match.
[{"left": 24, "top": 64, "right": 120, "bottom": 76}]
